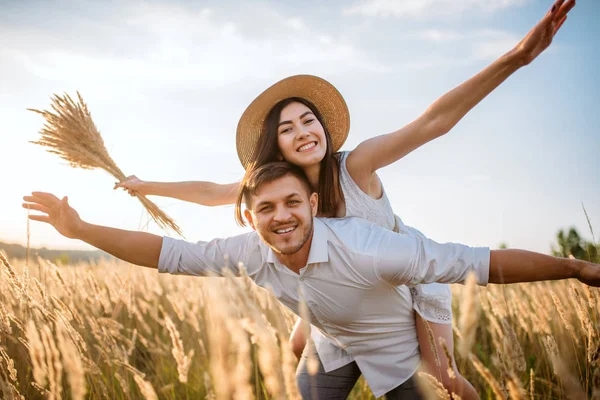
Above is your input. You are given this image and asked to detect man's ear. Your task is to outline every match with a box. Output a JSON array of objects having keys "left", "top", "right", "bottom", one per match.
[
  {"left": 244, "top": 209, "right": 257, "bottom": 230},
  {"left": 310, "top": 192, "right": 318, "bottom": 217}
]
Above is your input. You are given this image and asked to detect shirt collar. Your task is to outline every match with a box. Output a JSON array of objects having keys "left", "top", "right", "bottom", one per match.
[
  {"left": 262, "top": 217, "right": 330, "bottom": 266},
  {"left": 307, "top": 218, "right": 329, "bottom": 264}
]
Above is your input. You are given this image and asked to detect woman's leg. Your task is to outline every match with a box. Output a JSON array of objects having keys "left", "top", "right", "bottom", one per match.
[
  {"left": 415, "top": 315, "right": 479, "bottom": 399},
  {"left": 289, "top": 318, "right": 309, "bottom": 360}
]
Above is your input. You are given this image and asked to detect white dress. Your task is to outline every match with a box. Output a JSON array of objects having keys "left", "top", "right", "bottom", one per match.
[{"left": 311, "top": 151, "right": 453, "bottom": 371}]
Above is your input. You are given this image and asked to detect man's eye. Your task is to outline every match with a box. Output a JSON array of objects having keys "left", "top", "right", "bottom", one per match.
[
  {"left": 288, "top": 200, "right": 300, "bottom": 205},
  {"left": 259, "top": 206, "right": 273, "bottom": 212}
]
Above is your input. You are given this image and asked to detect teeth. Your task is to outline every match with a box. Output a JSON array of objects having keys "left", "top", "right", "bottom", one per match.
[
  {"left": 276, "top": 227, "right": 295, "bottom": 234},
  {"left": 298, "top": 142, "right": 316, "bottom": 152}
]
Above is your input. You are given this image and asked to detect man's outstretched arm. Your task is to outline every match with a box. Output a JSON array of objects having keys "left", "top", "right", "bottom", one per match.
[
  {"left": 376, "top": 230, "right": 599, "bottom": 287},
  {"left": 77, "top": 223, "right": 162, "bottom": 268},
  {"left": 489, "top": 249, "right": 591, "bottom": 285},
  {"left": 23, "top": 192, "right": 162, "bottom": 268}
]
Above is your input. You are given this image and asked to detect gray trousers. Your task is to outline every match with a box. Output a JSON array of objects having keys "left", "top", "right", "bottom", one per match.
[{"left": 296, "top": 350, "right": 422, "bottom": 400}]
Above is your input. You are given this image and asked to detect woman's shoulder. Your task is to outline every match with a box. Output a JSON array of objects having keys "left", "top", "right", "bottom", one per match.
[{"left": 334, "top": 150, "right": 349, "bottom": 160}]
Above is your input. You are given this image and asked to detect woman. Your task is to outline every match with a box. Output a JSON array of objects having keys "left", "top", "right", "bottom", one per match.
[{"left": 115, "top": 2, "right": 574, "bottom": 397}]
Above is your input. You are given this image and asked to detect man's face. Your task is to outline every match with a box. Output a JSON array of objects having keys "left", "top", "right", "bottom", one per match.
[{"left": 244, "top": 174, "right": 318, "bottom": 256}]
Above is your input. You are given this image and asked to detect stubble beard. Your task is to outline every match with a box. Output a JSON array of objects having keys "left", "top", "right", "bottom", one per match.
[{"left": 267, "top": 219, "right": 313, "bottom": 256}]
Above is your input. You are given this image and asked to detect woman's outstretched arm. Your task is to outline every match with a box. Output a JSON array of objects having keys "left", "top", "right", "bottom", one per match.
[
  {"left": 114, "top": 175, "right": 240, "bottom": 206},
  {"left": 347, "top": 0, "right": 575, "bottom": 187}
]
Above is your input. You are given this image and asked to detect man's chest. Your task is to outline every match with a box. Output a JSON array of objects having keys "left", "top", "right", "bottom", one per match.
[{"left": 253, "top": 261, "right": 412, "bottom": 331}]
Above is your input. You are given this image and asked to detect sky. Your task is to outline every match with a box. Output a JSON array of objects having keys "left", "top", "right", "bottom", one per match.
[{"left": 1, "top": 0, "right": 598, "bottom": 254}]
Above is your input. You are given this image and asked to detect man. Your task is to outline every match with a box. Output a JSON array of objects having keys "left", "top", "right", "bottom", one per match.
[{"left": 24, "top": 161, "right": 599, "bottom": 399}]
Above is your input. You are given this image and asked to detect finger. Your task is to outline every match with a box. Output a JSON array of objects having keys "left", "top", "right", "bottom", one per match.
[
  {"left": 549, "top": 0, "right": 566, "bottom": 14},
  {"left": 31, "top": 192, "right": 61, "bottom": 204},
  {"left": 556, "top": 0, "right": 575, "bottom": 19},
  {"left": 23, "top": 195, "right": 57, "bottom": 208},
  {"left": 24, "top": 194, "right": 59, "bottom": 208},
  {"left": 553, "top": 15, "right": 567, "bottom": 35},
  {"left": 553, "top": 0, "right": 574, "bottom": 24},
  {"left": 29, "top": 215, "right": 51, "bottom": 223},
  {"left": 22, "top": 203, "right": 51, "bottom": 214}
]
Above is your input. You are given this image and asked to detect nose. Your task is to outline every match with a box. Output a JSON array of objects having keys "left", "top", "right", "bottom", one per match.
[
  {"left": 273, "top": 203, "right": 292, "bottom": 222},
  {"left": 296, "top": 123, "right": 310, "bottom": 140}
]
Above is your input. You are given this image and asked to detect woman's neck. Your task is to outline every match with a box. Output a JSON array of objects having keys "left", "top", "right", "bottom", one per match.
[{"left": 303, "top": 163, "right": 321, "bottom": 191}]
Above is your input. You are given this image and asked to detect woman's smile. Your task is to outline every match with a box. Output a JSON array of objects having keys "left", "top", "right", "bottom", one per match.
[{"left": 297, "top": 141, "right": 318, "bottom": 152}]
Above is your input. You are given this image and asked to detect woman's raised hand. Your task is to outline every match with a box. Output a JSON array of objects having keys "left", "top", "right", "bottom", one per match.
[
  {"left": 114, "top": 175, "right": 145, "bottom": 196},
  {"left": 514, "top": 0, "right": 575, "bottom": 66}
]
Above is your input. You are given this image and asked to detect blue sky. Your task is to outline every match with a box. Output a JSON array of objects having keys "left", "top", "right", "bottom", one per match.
[{"left": 1, "top": 0, "right": 598, "bottom": 253}]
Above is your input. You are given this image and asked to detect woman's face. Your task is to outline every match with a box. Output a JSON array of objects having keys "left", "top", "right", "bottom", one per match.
[{"left": 276, "top": 101, "right": 327, "bottom": 168}]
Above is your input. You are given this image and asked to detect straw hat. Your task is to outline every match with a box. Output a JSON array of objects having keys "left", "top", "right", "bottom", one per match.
[{"left": 236, "top": 75, "right": 350, "bottom": 168}]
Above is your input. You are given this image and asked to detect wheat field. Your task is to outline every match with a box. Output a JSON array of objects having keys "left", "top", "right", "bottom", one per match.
[{"left": 0, "top": 252, "right": 597, "bottom": 399}]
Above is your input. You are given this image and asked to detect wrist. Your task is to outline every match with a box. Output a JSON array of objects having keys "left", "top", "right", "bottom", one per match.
[
  {"left": 138, "top": 181, "right": 156, "bottom": 195},
  {"left": 567, "top": 258, "right": 582, "bottom": 280},
  {"left": 73, "top": 220, "right": 91, "bottom": 240},
  {"left": 503, "top": 47, "right": 527, "bottom": 69}
]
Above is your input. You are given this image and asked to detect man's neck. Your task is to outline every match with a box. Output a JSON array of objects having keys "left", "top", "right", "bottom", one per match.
[{"left": 276, "top": 230, "right": 314, "bottom": 274}]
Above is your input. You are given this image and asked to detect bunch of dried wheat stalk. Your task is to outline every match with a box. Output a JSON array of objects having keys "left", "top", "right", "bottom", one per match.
[{"left": 28, "top": 92, "right": 183, "bottom": 236}]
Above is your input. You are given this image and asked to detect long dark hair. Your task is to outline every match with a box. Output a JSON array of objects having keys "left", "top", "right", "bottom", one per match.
[{"left": 235, "top": 97, "right": 343, "bottom": 224}]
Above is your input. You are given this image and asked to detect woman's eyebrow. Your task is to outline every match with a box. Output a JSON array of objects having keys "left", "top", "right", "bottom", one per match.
[{"left": 278, "top": 111, "right": 314, "bottom": 127}]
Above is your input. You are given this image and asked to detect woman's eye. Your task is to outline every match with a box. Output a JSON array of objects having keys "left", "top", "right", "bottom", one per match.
[
  {"left": 280, "top": 127, "right": 292, "bottom": 134},
  {"left": 304, "top": 118, "right": 314, "bottom": 124}
]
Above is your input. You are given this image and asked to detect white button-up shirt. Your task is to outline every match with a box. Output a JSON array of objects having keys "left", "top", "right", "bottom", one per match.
[{"left": 158, "top": 217, "right": 490, "bottom": 397}]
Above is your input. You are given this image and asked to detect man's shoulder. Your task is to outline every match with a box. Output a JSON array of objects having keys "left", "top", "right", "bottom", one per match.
[
  {"left": 318, "top": 216, "right": 383, "bottom": 232},
  {"left": 317, "top": 217, "right": 396, "bottom": 250}
]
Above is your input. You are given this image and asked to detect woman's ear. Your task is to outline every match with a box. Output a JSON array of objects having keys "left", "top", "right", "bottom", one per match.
[
  {"left": 276, "top": 153, "right": 284, "bottom": 161},
  {"left": 244, "top": 209, "right": 257, "bottom": 230}
]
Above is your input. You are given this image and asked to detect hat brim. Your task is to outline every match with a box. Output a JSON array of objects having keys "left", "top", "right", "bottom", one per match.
[{"left": 236, "top": 75, "right": 350, "bottom": 169}]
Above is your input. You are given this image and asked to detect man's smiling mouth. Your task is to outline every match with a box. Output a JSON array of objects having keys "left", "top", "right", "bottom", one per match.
[{"left": 274, "top": 226, "right": 297, "bottom": 234}]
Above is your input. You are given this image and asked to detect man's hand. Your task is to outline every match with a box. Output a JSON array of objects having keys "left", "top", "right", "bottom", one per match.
[
  {"left": 576, "top": 259, "right": 600, "bottom": 287},
  {"left": 23, "top": 192, "right": 84, "bottom": 239},
  {"left": 23, "top": 191, "right": 162, "bottom": 268}
]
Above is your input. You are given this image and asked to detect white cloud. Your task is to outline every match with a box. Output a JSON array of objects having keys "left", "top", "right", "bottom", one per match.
[
  {"left": 344, "top": 0, "right": 530, "bottom": 19},
  {"left": 399, "top": 29, "right": 522, "bottom": 68},
  {"left": 0, "top": 2, "right": 390, "bottom": 94},
  {"left": 408, "top": 29, "right": 463, "bottom": 42}
]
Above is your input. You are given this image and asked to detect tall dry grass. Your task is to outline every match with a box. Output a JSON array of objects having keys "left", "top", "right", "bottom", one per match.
[
  {"left": 28, "top": 93, "right": 182, "bottom": 236},
  {"left": 0, "top": 251, "right": 597, "bottom": 399}
]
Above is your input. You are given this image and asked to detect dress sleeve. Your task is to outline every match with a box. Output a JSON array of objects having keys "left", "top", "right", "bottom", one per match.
[
  {"left": 375, "top": 230, "right": 490, "bottom": 287},
  {"left": 158, "top": 232, "right": 257, "bottom": 276}
]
